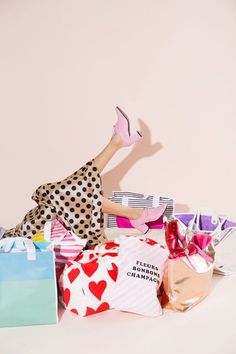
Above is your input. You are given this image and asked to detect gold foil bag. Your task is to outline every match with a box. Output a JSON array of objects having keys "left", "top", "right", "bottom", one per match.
[
  {"left": 162, "top": 219, "right": 215, "bottom": 312},
  {"left": 163, "top": 249, "right": 215, "bottom": 312}
]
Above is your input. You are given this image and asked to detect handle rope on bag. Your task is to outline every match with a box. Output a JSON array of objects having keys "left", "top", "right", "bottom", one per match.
[
  {"left": 0, "top": 237, "right": 36, "bottom": 261},
  {"left": 187, "top": 209, "right": 229, "bottom": 237}
]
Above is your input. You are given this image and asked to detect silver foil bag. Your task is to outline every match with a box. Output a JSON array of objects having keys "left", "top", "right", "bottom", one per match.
[{"left": 213, "top": 228, "right": 236, "bottom": 275}]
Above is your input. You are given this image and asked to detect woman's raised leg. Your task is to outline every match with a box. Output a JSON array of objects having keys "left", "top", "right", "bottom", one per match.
[
  {"left": 94, "top": 134, "right": 123, "bottom": 174},
  {"left": 101, "top": 197, "right": 143, "bottom": 220}
]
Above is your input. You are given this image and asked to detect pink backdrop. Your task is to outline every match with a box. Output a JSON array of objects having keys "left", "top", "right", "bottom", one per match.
[{"left": 0, "top": 0, "right": 235, "bottom": 229}]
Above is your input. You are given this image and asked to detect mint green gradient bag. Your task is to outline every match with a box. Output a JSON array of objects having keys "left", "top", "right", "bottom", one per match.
[{"left": 0, "top": 237, "right": 58, "bottom": 327}]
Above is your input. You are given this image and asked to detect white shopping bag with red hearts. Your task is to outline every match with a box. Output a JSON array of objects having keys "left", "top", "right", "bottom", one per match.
[{"left": 59, "top": 241, "right": 119, "bottom": 317}]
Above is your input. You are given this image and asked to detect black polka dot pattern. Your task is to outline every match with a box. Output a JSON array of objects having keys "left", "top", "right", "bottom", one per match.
[{"left": 2, "top": 159, "right": 105, "bottom": 247}]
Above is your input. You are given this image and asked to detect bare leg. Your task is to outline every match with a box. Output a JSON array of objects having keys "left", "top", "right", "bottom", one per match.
[
  {"left": 101, "top": 197, "right": 143, "bottom": 220},
  {"left": 94, "top": 134, "right": 124, "bottom": 174},
  {"left": 95, "top": 124, "right": 143, "bottom": 221}
]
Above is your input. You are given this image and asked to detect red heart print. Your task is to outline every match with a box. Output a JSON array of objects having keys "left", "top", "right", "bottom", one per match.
[
  {"left": 75, "top": 254, "right": 84, "bottom": 262},
  {"left": 85, "top": 302, "right": 110, "bottom": 316},
  {"left": 146, "top": 238, "right": 157, "bottom": 246},
  {"left": 68, "top": 268, "right": 80, "bottom": 283},
  {"left": 108, "top": 263, "right": 118, "bottom": 282},
  {"left": 71, "top": 308, "right": 79, "bottom": 316},
  {"left": 105, "top": 242, "right": 119, "bottom": 250},
  {"left": 81, "top": 260, "right": 99, "bottom": 277},
  {"left": 89, "top": 253, "right": 97, "bottom": 260},
  {"left": 101, "top": 252, "right": 118, "bottom": 258},
  {"left": 63, "top": 288, "right": 71, "bottom": 307},
  {"left": 88, "top": 280, "right": 107, "bottom": 300}
]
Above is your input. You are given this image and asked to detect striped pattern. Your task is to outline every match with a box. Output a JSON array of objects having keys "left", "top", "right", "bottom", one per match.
[
  {"left": 107, "top": 192, "right": 174, "bottom": 228},
  {"left": 42, "top": 220, "right": 85, "bottom": 275},
  {"left": 111, "top": 235, "right": 169, "bottom": 317}
]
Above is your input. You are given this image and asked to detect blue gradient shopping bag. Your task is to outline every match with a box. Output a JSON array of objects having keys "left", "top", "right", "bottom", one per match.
[{"left": 0, "top": 237, "right": 58, "bottom": 327}]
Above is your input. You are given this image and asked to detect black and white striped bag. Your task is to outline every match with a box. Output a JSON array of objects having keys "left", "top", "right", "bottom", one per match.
[{"left": 107, "top": 191, "right": 174, "bottom": 228}]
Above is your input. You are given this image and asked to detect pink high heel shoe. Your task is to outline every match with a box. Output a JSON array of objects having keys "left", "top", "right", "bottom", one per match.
[
  {"left": 130, "top": 204, "right": 167, "bottom": 234},
  {"left": 114, "top": 106, "right": 142, "bottom": 147}
]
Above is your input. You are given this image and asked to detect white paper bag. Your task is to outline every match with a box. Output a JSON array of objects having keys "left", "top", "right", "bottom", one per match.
[{"left": 111, "top": 235, "right": 169, "bottom": 317}]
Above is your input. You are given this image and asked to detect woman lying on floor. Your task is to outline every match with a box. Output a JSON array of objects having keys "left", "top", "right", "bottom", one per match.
[{"left": 1, "top": 107, "right": 166, "bottom": 247}]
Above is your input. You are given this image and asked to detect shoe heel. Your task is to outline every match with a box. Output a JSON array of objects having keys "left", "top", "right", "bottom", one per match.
[
  {"left": 129, "top": 131, "right": 142, "bottom": 145},
  {"left": 136, "top": 223, "right": 149, "bottom": 234}
]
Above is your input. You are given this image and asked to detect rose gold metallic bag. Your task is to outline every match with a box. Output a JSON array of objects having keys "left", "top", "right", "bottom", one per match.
[{"left": 162, "top": 220, "right": 215, "bottom": 312}]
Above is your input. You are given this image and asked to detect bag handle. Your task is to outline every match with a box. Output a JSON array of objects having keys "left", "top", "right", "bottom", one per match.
[
  {"left": 121, "top": 197, "right": 129, "bottom": 206},
  {"left": 44, "top": 221, "right": 52, "bottom": 242},
  {"left": 152, "top": 196, "right": 160, "bottom": 207},
  {"left": 120, "top": 195, "right": 161, "bottom": 207},
  {"left": 187, "top": 208, "right": 228, "bottom": 233},
  {"left": 213, "top": 226, "right": 236, "bottom": 245},
  {"left": 44, "top": 221, "right": 87, "bottom": 247},
  {"left": 0, "top": 237, "right": 36, "bottom": 261}
]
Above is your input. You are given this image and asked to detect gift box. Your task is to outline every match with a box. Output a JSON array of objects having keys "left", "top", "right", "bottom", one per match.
[
  {"left": 107, "top": 191, "right": 174, "bottom": 229},
  {"left": 0, "top": 238, "right": 58, "bottom": 327}
]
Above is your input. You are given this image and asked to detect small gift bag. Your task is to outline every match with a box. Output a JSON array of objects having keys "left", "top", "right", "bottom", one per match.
[
  {"left": 175, "top": 210, "right": 236, "bottom": 275},
  {"left": 162, "top": 220, "right": 215, "bottom": 312},
  {"left": 175, "top": 210, "right": 236, "bottom": 236},
  {"left": 0, "top": 237, "right": 58, "bottom": 327},
  {"left": 59, "top": 241, "right": 119, "bottom": 317},
  {"left": 107, "top": 191, "right": 174, "bottom": 229}
]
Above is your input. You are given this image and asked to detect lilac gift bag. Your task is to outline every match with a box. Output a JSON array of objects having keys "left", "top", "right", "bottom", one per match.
[
  {"left": 175, "top": 212, "right": 236, "bottom": 275},
  {"left": 175, "top": 213, "right": 236, "bottom": 233}
]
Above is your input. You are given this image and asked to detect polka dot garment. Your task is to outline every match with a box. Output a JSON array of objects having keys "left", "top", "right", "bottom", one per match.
[{"left": 3, "top": 160, "right": 106, "bottom": 247}]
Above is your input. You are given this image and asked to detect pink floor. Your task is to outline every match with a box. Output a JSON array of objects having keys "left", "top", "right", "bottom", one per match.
[{"left": 1, "top": 229, "right": 236, "bottom": 354}]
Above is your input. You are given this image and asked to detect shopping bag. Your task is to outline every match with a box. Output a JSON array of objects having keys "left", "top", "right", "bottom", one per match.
[
  {"left": 175, "top": 210, "right": 236, "bottom": 238},
  {"left": 0, "top": 237, "right": 58, "bottom": 327},
  {"left": 212, "top": 228, "right": 236, "bottom": 275},
  {"left": 175, "top": 210, "right": 236, "bottom": 275},
  {"left": 111, "top": 235, "right": 169, "bottom": 317},
  {"left": 107, "top": 191, "right": 174, "bottom": 228},
  {"left": 59, "top": 241, "right": 119, "bottom": 317},
  {"left": 32, "top": 220, "right": 87, "bottom": 278},
  {"left": 162, "top": 220, "right": 215, "bottom": 312}
]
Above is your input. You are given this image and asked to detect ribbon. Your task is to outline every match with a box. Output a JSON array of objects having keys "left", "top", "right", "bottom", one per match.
[{"left": 165, "top": 220, "right": 214, "bottom": 271}]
